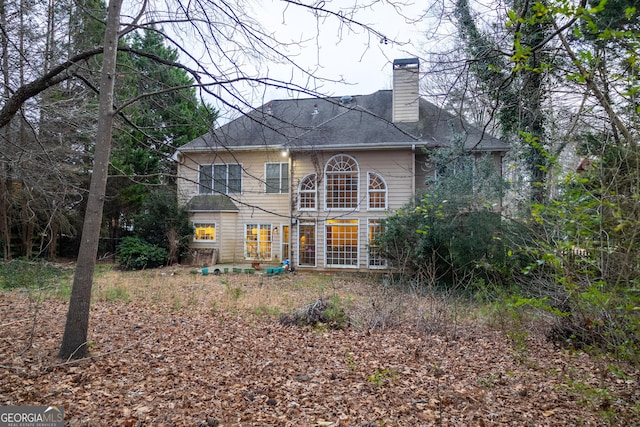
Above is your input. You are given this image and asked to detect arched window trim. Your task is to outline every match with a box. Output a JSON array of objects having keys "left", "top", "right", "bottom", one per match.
[
  {"left": 367, "top": 171, "right": 388, "bottom": 211},
  {"left": 324, "top": 154, "right": 360, "bottom": 211},
  {"left": 298, "top": 173, "right": 317, "bottom": 211}
]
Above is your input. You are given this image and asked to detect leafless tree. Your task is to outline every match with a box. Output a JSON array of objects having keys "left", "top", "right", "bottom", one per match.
[{"left": 32, "top": 0, "right": 410, "bottom": 359}]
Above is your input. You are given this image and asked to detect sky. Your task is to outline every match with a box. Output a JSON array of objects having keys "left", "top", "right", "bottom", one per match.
[
  {"left": 211, "top": 0, "right": 434, "bottom": 119},
  {"left": 130, "top": 0, "right": 492, "bottom": 121},
  {"left": 257, "top": 1, "right": 428, "bottom": 95}
]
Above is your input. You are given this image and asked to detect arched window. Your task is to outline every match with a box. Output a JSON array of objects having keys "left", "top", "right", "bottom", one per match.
[
  {"left": 298, "top": 174, "right": 317, "bottom": 210},
  {"left": 367, "top": 172, "right": 387, "bottom": 210},
  {"left": 325, "top": 154, "right": 359, "bottom": 210}
]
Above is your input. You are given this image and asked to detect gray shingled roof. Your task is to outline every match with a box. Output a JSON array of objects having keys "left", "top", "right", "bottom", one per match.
[
  {"left": 185, "top": 195, "right": 239, "bottom": 212},
  {"left": 179, "top": 90, "right": 509, "bottom": 153}
]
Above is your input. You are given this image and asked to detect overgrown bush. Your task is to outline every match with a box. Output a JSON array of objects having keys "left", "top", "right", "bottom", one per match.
[
  {"left": 377, "top": 142, "right": 515, "bottom": 290},
  {"left": 116, "top": 236, "right": 168, "bottom": 270},
  {"left": 515, "top": 144, "right": 640, "bottom": 364}
]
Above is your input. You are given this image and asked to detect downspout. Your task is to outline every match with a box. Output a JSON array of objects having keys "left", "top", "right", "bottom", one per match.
[
  {"left": 411, "top": 144, "right": 416, "bottom": 197},
  {"left": 288, "top": 150, "right": 294, "bottom": 268}
]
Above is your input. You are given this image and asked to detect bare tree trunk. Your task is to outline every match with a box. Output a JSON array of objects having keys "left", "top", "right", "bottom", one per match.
[
  {"left": 17, "top": 0, "right": 35, "bottom": 259},
  {"left": 48, "top": 221, "right": 59, "bottom": 259},
  {"left": 0, "top": 178, "right": 8, "bottom": 260},
  {"left": 0, "top": 0, "right": 9, "bottom": 260},
  {"left": 21, "top": 203, "right": 34, "bottom": 258},
  {"left": 59, "top": 0, "right": 123, "bottom": 360}
]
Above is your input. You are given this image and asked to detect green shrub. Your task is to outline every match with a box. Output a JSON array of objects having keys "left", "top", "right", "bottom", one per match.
[
  {"left": 376, "top": 140, "right": 514, "bottom": 290},
  {"left": 519, "top": 147, "right": 640, "bottom": 364},
  {"left": 117, "top": 236, "right": 168, "bottom": 270}
]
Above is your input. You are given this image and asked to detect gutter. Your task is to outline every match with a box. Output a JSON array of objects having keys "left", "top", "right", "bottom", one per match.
[{"left": 177, "top": 141, "right": 509, "bottom": 154}]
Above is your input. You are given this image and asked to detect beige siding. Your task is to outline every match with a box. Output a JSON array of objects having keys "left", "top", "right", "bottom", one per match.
[
  {"left": 177, "top": 149, "right": 291, "bottom": 264},
  {"left": 189, "top": 211, "right": 238, "bottom": 263},
  {"left": 176, "top": 152, "right": 200, "bottom": 207},
  {"left": 178, "top": 146, "right": 503, "bottom": 271},
  {"left": 414, "top": 152, "right": 504, "bottom": 195},
  {"left": 392, "top": 67, "right": 419, "bottom": 123},
  {"left": 290, "top": 149, "right": 415, "bottom": 270}
]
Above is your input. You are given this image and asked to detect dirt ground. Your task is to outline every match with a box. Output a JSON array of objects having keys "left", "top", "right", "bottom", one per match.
[{"left": 1, "top": 266, "right": 639, "bottom": 426}]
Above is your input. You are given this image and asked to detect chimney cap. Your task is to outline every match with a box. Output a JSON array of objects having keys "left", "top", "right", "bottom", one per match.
[{"left": 393, "top": 58, "right": 420, "bottom": 68}]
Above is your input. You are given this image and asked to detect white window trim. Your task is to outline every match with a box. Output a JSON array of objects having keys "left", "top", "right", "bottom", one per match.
[
  {"left": 265, "top": 162, "right": 289, "bottom": 194},
  {"left": 297, "top": 173, "right": 317, "bottom": 211},
  {"left": 193, "top": 222, "right": 217, "bottom": 242},
  {"left": 198, "top": 163, "right": 243, "bottom": 195},
  {"left": 324, "top": 218, "right": 359, "bottom": 269},
  {"left": 297, "top": 221, "right": 317, "bottom": 267},
  {"left": 367, "top": 171, "right": 388, "bottom": 211},
  {"left": 367, "top": 217, "right": 387, "bottom": 269},
  {"left": 244, "top": 224, "right": 273, "bottom": 261},
  {"left": 324, "top": 154, "right": 360, "bottom": 211}
]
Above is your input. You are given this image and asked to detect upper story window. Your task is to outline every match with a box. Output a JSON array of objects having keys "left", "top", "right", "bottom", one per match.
[
  {"left": 325, "top": 154, "right": 359, "bottom": 210},
  {"left": 199, "top": 164, "right": 242, "bottom": 194},
  {"left": 368, "top": 172, "right": 387, "bottom": 210},
  {"left": 265, "top": 162, "right": 289, "bottom": 194},
  {"left": 298, "top": 174, "right": 317, "bottom": 210}
]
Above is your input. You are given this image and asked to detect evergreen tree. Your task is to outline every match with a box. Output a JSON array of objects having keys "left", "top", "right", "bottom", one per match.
[{"left": 104, "top": 28, "right": 216, "bottom": 256}]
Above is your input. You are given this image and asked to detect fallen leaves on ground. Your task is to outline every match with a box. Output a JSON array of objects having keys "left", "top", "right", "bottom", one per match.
[{"left": 1, "top": 270, "right": 638, "bottom": 426}]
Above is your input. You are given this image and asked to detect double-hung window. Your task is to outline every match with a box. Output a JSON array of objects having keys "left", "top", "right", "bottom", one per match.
[
  {"left": 265, "top": 162, "right": 289, "bottom": 194},
  {"left": 199, "top": 164, "right": 242, "bottom": 194}
]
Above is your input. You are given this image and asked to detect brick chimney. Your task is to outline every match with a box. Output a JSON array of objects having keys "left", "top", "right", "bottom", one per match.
[{"left": 392, "top": 58, "right": 420, "bottom": 123}]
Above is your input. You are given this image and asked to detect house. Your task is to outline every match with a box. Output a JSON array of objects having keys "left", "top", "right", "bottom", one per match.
[{"left": 175, "top": 58, "right": 509, "bottom": 271}]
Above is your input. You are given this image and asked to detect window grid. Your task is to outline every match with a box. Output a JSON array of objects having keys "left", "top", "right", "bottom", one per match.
[
  {"left": 298, "top": 174, "right": 317, "bottom": 210},
  {"left": 281, "top": 225, "right": 290, "bottom": 261},
  {"left": 325, "top": 219, "right": 358, "bottom": 267},
  {"left": 298, "top": 223, "right": 316, "bottom": 266},
  {"left": 266, "top": 163, "right": 289, "bottom": 194},
  {"left": 199, "top": 164, "right": 242, "bottom": 194},
  {"left": 325, "top": 155, "right": 359, "bottom": 210},
  {"left": 368, "top": 219, "right": 386, "bottom": 268},
  {"left": 368, "top": 172, "right": 387, "bottom": 210},
  {"left": 245, "top": 224, "right": 272, "bottom": 260},
  {"left": 193, "top": 223, "right": 216, "bottom": 241}
]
